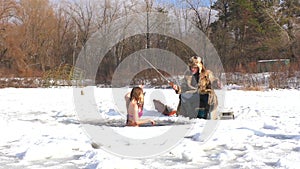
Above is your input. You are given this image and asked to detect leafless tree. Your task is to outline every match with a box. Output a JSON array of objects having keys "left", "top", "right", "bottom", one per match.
[{"left": 182, "top": 0, "right": 215, "bottom": 36}]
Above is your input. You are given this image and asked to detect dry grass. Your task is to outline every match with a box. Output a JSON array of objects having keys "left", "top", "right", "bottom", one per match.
[{"left": 242, "top": 86, "right": 265, "bottom": 91}]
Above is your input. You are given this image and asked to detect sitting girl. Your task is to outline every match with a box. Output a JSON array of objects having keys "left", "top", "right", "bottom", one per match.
[{"left": 125, "top": 86, "right": 155, "bottom": 127}]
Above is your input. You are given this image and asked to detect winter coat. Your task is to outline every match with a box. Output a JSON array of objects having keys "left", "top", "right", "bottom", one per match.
[{"left": 176, "top": 68, "right": 219, "bottom": 119}]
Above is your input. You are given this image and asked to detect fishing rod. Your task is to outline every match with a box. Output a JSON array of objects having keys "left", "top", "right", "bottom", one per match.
[{"left": 140, "top": 54, "right": 174, "bottom": 87}]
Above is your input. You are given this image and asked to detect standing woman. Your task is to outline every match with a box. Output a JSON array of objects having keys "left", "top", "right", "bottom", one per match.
[{"left": 125, "top": 87, "right": 155, "bottom": 127}]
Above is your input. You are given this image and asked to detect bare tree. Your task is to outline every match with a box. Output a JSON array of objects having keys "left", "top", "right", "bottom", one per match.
[
  {"left": 183, "top": 0, "right": 215, "bottom": 36},
  {"left": 51, "top": 2, "right": 73, "bottom": 66},
  {"left": 16, "top": 0, "right": 58, "bottom": 72},
  {"left": 63, "top": 0, "right": 95, "bottom": 47},
  {"left": 0, "top": 1, "right": 34, "bottom": 76},
  {"left": 0, "top": 0, "right": 17, "bottom": 23},
  {"left": 0, "top": 0, "right": 17, "bottom": 63}
]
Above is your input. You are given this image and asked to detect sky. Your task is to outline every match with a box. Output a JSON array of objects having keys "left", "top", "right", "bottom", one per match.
[
  {"left": 156, "top": 0, "right": 216, "bottom": 7},
  {"left": 50, "top": 0, "right": 215, "bottom": 8}
]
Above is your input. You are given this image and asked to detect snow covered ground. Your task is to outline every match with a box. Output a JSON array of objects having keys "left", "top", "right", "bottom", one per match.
[{"left": 0, "top": 87, "right": 300, "bottom": 169}]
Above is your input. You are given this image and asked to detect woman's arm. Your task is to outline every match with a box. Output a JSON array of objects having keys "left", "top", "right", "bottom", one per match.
[
  {"left": 172, "top": 83, "right": 181, "bottom": 94},
  {"left": 207, "top": 70, "right": 221, "bottom": 89},
  {"left": 135, "top": 118, "right": 155, "bottom": 126},
  {"left": 124, "top": 92, "right": 130, "bottom": 109}
]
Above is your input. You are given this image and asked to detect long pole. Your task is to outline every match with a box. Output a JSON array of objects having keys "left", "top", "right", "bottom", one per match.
[
  {"left": 140, "top": 54, "right": 174, "bottom": 86},
  {"left": 144, "top": 1, "right": 173, "bottom": 86},
  {"left": 146, "top": 0, "right": 150, "bottom": 49}
]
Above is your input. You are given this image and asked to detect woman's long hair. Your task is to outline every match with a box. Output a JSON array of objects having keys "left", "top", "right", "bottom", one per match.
[
  {"left": 199, "top": 60, "right": 207, "bottom": 74},
  {"left": 130, "top": 87, "right": 144, "bottom": 105}
]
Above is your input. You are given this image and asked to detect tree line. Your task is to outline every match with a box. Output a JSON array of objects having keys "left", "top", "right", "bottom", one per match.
[
  {"left": 210, "top": 0, "right": 300, "bottom": 73},
  {"left": 0, "top": 0, "right": 299, "bottom": 84}
]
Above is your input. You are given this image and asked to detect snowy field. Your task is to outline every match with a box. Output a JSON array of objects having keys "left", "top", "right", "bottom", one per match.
[{"left": 0, "top": 87, "right": 300, "bottom": 169}]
